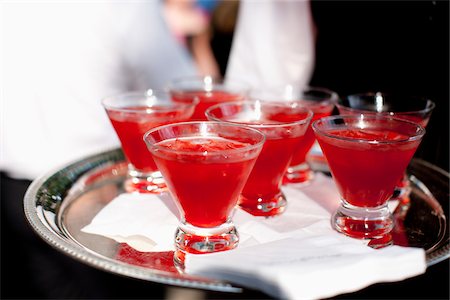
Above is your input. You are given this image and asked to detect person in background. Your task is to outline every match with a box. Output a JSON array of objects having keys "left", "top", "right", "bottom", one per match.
[
  {"left": 163, "top": 0, "right": 221, "bottom": 77},
  {"left": 226, "top": 0, "right": 315, "bottom": 91},
  {"left": 1, "top": 2, "right": 197, "bottom": 298},
  {"left": 0, "top": 1, "right": 315, "bottom": 298},
  {"left": 1, "top": 2, "right": 198, "bottom": 182}
]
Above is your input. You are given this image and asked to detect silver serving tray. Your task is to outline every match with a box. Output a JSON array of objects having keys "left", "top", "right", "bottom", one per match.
[{"left": 24, "top": 148, "right": 449, "bottom": 294}]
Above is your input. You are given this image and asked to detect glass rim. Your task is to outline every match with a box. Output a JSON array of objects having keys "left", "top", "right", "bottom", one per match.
[
  {"left": 205, "top": 100, "right": 314, "bottom": 129},
  {"left": 143, "top": 121, "right": 266, "bottom": 157},
  {"left": 312, "top": 114, "right": 426, "bottom": 144},
  {"left": 337, "top": 92, "right": 436, "bottom": 115},
  {"left": 101, "top": 89, "right": 198, "bottom": 113},
  {"left": 298, "top": 85, "right": 339, "bottom": 105},
  {"left": 251, "top": 85, "right": 339, "bottom": 104},
  {"left": 166, "top": 75, "right": 250, "bottom": 93}
]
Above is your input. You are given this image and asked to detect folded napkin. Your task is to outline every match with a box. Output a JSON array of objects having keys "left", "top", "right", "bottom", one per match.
[
  {"left": 82, "top": 192, "right": 179, "bottom": 252},
  {"left": 186, "top": 234, "right": 425, "bottom": 300},
  {"left": 81, "top": 173, "right": 426, "bottom": 299}
]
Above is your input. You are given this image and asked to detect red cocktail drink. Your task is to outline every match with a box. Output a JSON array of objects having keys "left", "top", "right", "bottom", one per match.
[
  {"left": 108, "top": 108, "right": 188, "bottom": 172},
  {"left": 313, "top": 115, "right": 425, "bottom": 239},
  {"left": 318, "top": 129, "right": 420, "bottom": 207},
  {"left": 206, "top": 101, "right": 312, "bottom": 217},
  {"left": 102, "top": 90, "right": 196, "bottom": 193},
  {"left": 144, "top": 122, "right": 264, "bottom": 265},
  {"left": 251, "top": 86, "right": 338, "bottom": 184},
  {"left": 336, "top": 92, "right": 435, "bottom": 199},
  {"left": 288, "top": 110, "right": 331, "bottom": 168},
  {"left": 282, "top": 87, "right": 338, "bottom": 184},
  {"left": 172, "top": 90, "right": 245, "bottom": 120},
  {"left": 153, "top": 137, "right": 258, "bottom": 228},
  {"left": 168, "top": 76, "right": 248, "bottom": 120}
]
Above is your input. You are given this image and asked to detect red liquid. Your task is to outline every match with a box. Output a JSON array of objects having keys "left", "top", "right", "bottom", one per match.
[
  {"left": 290, "top": 108, "right": 333, "bottom": 166},
  {"left": 242, "top": 135, "right": 303, "bottom": 202},
  {"left": 337, "top": 109, "right": 429, "bottom": 197},
  {"left": 316, "top": 129, "right": 421, "bottom": 207},
  {"left": 116, "top": 244, "right": 178, "bottom": 273},
  {"left": 236, "top": 111, "right": 310, "bottom": 214},
  {"left": 107, "top": 106, "right": 191, "bottom": 172},
  {"left": 172, "top": 90, "right": 245, "bottom": 120},
  {"left": 151, "top": 137, "right": 258, "bottom": 228}
]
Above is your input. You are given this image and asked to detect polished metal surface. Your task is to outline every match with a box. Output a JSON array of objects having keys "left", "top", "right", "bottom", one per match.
[{"left": 24, "top": 149, "right": 449, "bottom": 293}]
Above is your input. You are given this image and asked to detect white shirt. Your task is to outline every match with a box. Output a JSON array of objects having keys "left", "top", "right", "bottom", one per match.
[
  {"left": 1, "top": 1, "right": 198, "bottom": 179},
  {"left": 1, "top": 0, "right": 315, "bottom": 180},
  {"left": 226, "top": 0, "right": 315, "bottom": 91}
]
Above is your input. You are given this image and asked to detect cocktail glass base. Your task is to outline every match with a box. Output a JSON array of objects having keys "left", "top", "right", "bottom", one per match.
[
  {"left": 238, "top": 192, "right": 287, "bottom": 217},
  {"left": 173, "top": 222, "right": 239, "bottom": 268},
  {"left": 283, "top": 163, "right": 315, "bottom": 185},
  {"left": 332, "top": 201, "right": 394, "bottom": 239},
  {"left": 124, "top": 169, "right": 167, "bottom": 194}
]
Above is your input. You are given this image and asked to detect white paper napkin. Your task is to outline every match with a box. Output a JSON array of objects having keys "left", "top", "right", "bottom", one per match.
[
  {"left": 186, "top": 233, "right": 425, "bottom": 300},
  {"left": 81, "top": 173, "right": 426, "bottom": 299},
  {"left": 82, "top": 192, "right": 179, "bottom": 252}
]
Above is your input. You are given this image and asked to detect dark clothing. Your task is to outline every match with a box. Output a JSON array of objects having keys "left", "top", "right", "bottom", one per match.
[
  {"left": 1, "top": 172, "right": 167, "bottom": 299},
  {"left": 309, "top": 0, "right": 449, "bottom": 173}
]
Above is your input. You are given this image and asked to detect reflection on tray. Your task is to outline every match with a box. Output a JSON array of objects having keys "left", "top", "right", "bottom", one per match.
[{"left": 116, "top": 244, "right": 178, "bottom": 273}]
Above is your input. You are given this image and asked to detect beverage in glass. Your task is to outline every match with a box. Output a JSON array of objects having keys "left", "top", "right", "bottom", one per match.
[
  {"left": 168, "top": 76, "right": 248, "bottom": 120},
  {"left": 206, "top": 100, "right": 312, "bottom": 217},
  {"left": 102, "top": 90, "right": 197, "bottom": 193},
  {"left": 336, "top": 92, "right": 435, "bottom": 198},
  {"left": 313, "top": 115, "right": 425, "bottom": 239},
  {"left": 252, "top": 85, "right": 338, "bottom": 184},
  {"left": 144, "top": 122, "right": 264, "bottom": 265}
]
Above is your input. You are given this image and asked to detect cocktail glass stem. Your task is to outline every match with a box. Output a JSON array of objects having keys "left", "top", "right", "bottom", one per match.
[
  {"left": 173, "top": 221, "right": 239, "bottom": 267},
  {"left": 284, "top": 162, "right": 314, "bottom": 184},
  {"left": 239, "top": 191, "right": 287, "bottom": 217},
  {"left": 332, "top": 200, "right": 394, "bottom": 239}
]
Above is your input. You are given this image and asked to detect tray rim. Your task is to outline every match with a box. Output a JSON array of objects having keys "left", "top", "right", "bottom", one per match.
[
  {"left": 23, "top": 148, "right": 450, "bottom": 292},
  {"left": 24, "top": 149, "right": 241, "bottom": 293}
]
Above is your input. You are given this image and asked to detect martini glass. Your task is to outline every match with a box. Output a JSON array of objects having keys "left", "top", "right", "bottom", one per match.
[
  {"left": 144, "top": 122, "right": 265, "bottom": 266},
  {"left": 336, "top": 92, "right": 435, "bottom": 198},
  {"left": 102, "top": 89, "right": 197, "bottom": 193},
  {"left": 167, "top": 75, "right": 249, "bottom": 120},
  {"left": 206, "top": 100, "right": 312, "bottom": 217},
  {"left": 251, "top": 85, "right": 338, "bottom": 185},
  {"left": 313, "top": 115, "right": 425, "bottom": 239}
]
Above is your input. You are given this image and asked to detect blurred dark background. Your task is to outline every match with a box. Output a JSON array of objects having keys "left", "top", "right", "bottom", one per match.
[
  {"left": 308, "top": 0, "right": 449, "bottom": 173},
  {"left": 213, "top": 0, "right": 449, "bottom": 172}
]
